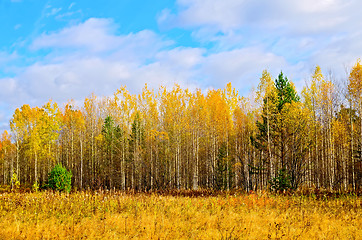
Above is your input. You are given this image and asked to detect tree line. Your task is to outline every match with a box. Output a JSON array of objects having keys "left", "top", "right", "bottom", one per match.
[{"left": 0, "top": 61, "right": 361, "bottom": 191}]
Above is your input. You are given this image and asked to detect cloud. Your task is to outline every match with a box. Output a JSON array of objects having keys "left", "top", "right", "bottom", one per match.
[
  {"left": 11, "top": 17, "right": 291, "bottom": 107},
  {"left": 199, "top": 47, "right": 294, "bottom": 92},
  {"left": 7, "top": 19, "right": 202, "bottom": 108},
  {"left": 0, "top": 78, "right": 19, "bottom": 101},
  {"left": 0, "top": 103, "right": 16, "bottom": 133},
  {"left": 19, "top": 59, "right": 131, "bottom": 102},
  {"left": 158, "top": 0, "right": 362, "bottom": 51},
  {"left": 0, "top": 78, "right": 24, "bottom": 132},
  {"left": 13, "top": 48, "right": 205, "bottom": 104},
  {"left": 0, "top": 51, "right": 18, "bottom": 66},
  {"left": 160, "top": 0, "right": 358, "bottom": 34},
  {"left": 31, "top": 18, "right": 120, "bottom": 52},
  {"left": 31, "top": 18, "right": 172, "bottom": 60},
  {"left": 159, "top": 0, "right": 362, "bottom": 81},
  {"left": 27, "top": 16, "right": 307, "bottom": 91}
]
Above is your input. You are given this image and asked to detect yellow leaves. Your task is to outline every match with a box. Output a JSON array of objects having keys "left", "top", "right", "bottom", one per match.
[
  {"left": 256, "top": 70, "right": 278, "bottom": 125},
  {"left": 234, "top": 162, "right": 242, "bottom": 170},
  {"left": 63, "top": 101, "right": 86, "bottom": 132},
  {"left": 313, "top": 65, "right": 324, "bottom": 83},
  {"left": 1, "top": 130, "right": 11, "bottom": 143},
  {"left": 206, "top": 89, "right": 232, "bottom": 139},
  {"left": 320, "top": 79, "right": 333, "bottom": 111},
  {"left": 256, "top": 70, "right": 275, "bottom": 104},
  {"left": 283, "top": 101, "right": 310, "bottom": 121},
  {"left": 280, "top": 101, "right": 312, "bottom": 141},
  {"left": 84, "top": 94, "right": 97, "bottom": 115},
  {"left": 95, "top": 133, "right": 104, "bottom": 143},
  {"left": 302, "top": 66, "right": 324, "bottom": 108},
  {"left": 114, "top": 86, "right": 138, "bottom": 129},
  {"left": 348, "top": 59, "right": 362, "bottom": 104},
  {"left": 0, "top": 130, "right": 13, "bottom": 159},
  {"left": 225, "top": 82, "right": 240, "bottom": 116},
  {"left": 149, "top": 130, "right": 169, "bottom": 141},
  {"left": 159, "top": 84, "right": 187, "bottom": 133},
  {"left": 332, "top": 119, "right": 348, "bottom": 147},
  {"left": 139, "top": 84, "right": 158, "bottom": 129},
  {"left": 302, "top": 65, "right": 334, "bottom": 122},
  {"left": 9, "top": 101, "right": 64, "bottom": 163}
]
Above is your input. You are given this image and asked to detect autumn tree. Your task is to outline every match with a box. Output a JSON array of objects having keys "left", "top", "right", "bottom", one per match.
[
  {"left": 254, "top": 72, "right": 303, "bottom": 189},
  {"left": 347, "top": 59, "right": 362, "bottom": 189},
  {"left": 0, "top": 131, "right": 14, "bottom": 185},
  {"left": 255, "top": 70, "right": 278, "bottom": 181},
  {"left": 129, "top": 112, "right": 144, "bottom": 189}
]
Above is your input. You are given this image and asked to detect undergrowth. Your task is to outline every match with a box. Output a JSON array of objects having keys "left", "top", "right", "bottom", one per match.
[{"left": 0, "top": 189, "right": 360, "bottom": 239}]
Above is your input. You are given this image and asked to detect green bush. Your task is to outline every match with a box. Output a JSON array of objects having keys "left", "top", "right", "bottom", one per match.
[{"left": 47, "top": 164, "right": 72, "bottom": 193}]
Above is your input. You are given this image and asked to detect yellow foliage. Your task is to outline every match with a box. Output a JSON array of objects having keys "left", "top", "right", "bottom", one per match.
[{"left": 348, "top": 59, "right": 362, "bottom": 100}]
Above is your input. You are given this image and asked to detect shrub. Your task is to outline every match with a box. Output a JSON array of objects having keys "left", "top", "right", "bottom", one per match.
[
  {"left": 47, "top": 164, "right": 72, "bottom": 193},
  {"left": 11, "top": 172, "right": 20, "bottom": 190},
  {"left": 32, "top": 182, "right": 39, "bottom": 192}
]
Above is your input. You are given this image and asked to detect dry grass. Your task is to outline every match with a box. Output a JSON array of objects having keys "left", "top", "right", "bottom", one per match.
[{"left": 0, "top": 190, "right": 360, "bottom": 239}]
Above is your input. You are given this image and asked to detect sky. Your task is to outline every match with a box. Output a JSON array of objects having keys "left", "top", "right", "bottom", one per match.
[{"left": 1, "top": 0, "right": 362, "bottom": 131}]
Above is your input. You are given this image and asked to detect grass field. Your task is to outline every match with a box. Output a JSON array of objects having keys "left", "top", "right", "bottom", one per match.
[{"left": 0, "top": 190, "right": 360, "bottom": 239}]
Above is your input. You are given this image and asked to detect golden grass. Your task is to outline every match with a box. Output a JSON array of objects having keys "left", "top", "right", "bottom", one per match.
[{"left": 0, "top": 190, "right": 360, "bottom": 239}]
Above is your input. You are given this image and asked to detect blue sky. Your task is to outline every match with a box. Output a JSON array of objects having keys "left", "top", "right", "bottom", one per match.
[{"left": 1, "top": 0, "right": 362, "bottom": 131}]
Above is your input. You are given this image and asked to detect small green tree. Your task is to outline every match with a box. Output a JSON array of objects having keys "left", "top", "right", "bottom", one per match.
[
  {"left": 215, "top": 143, "right": 233, "bottom": 190},
  {"left": 269, "top": 168, "right": 292, "bottom": 192},
  {"left": 47, "top": 164, "right": 72, "bottom": 193}
]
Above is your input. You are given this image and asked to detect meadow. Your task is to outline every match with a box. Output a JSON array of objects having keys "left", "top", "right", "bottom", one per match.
[{"left": 0, "top": 189, "right": 360, "bottom": 239}]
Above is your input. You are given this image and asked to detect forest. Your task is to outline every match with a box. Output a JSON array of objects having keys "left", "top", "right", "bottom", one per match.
[{"left": 0, "top": 61, "right": 361, "bottom": 192}]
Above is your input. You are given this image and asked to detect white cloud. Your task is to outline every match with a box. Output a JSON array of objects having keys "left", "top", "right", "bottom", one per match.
[
  {"left": 159, "top": 0, "right": 362, "bottom": 83},
  {"left": 6, "top": 20, "right": 203, "bottom": 108},
  {"left": 310, "top": 32, "right": 362, "bottom": 75},
  {"left": 11, "top": 17, "right": 291, "bottom": 109},
  {"left": 0, "top": 78, "right": 18, "bottom": 99},
  {"left": 156, "top": 47, "right": 205, "bottom": 70},
  {"left": 32, "top": 18, "right": 172, "bottom": 61},
  {"left": 0, "top": 50, "right": 18, "bottom": 60},
  {"left": 199, "top": 47, "right": 290, "bottom": 90},
  {"left": 0, "top": 103, "right": 15, "bottom": 133},
  {"left": 0, "top": 77, "right": 29, "bottom": 112},
  {"left": 31, "top": 18, "right": 120, "bottom": 52},
  {"left": 19, "top": 59, "right": 131, "bottom": 102},
  {"left": 160, "top": 0, "right": 358, "bottom": 34}
]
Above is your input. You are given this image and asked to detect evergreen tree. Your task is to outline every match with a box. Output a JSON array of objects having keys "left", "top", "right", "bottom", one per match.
[
  {"left": 102, "top": 116, "right": 122, "bottom": 151},
  {"left": 275, "top": 72, "right": 300, "bottom": 110},
  {"left": 101, "top": 116, "right": 122, "bottom": 188},
  {"left": 215, "top": 143, "right": 233, "bottom": 190}
]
